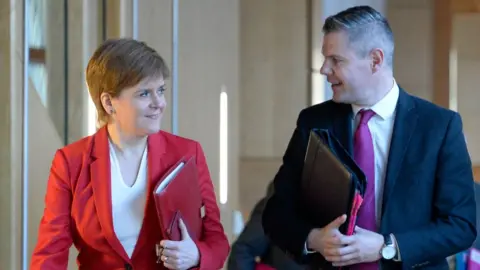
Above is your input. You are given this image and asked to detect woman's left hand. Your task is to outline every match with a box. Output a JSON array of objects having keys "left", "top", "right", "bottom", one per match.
[{"left": 160, "top": 219, "right": 200, "bottom": 270}]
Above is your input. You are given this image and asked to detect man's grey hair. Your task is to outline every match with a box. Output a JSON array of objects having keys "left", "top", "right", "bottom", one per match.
[{"left": 323, "top": 6, "right": 394, "bottom": 68}]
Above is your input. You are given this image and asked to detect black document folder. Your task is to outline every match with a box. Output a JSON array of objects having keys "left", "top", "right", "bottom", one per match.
[{"left": 301, "top": 129, "right": 367, "bottom": 235}]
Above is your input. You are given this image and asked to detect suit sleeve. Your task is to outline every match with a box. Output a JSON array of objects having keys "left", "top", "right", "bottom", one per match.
[
  {"left": 262, "top": 111, "right": 315, "bottom": 263},
  {"left": 394, "top": 113, "right": 477, "bottom": 267},
  {"left": 30, "top": 150, "right": 73, "bottom": 270},
  {"left": 227, "top": 197, "right": 271, "bottom": 270},
  {"left": 193, "top": 142, "right": 230, "bottom": 269}
]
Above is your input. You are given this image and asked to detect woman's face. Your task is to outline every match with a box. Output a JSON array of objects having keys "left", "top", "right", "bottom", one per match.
[{"left": 104, "top": 76, "right": 167, "bottom": 136}]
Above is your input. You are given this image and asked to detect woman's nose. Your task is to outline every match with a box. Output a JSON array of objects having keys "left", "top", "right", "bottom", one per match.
[{"left": 150, "top": 92, "right": 164, "bottom": 108}]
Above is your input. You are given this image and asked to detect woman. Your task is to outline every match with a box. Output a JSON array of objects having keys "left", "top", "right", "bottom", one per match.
[{"left": 31, "top": 38, "right": 230, "bottom": 269}]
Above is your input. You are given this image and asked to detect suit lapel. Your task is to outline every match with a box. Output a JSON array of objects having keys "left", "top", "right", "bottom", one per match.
[
  {"left": 381, "top": 89, "right": 418, "bottom": 216},
  {"left": 332, "top": 103, "right": 354, "bottom": 155},
  {"left": 131, "top": 132, "right": 168, "bottom": 258},
  {"left": 89, "top": 127, "right": 130, "bottom": 262}
]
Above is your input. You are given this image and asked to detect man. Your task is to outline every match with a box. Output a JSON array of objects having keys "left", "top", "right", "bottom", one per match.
[
  {"left": 262, "top": 5, "right": 476, "bottom": 270},
  {"left": 228, "top": 182, "right": 304, "bottom": 270}
]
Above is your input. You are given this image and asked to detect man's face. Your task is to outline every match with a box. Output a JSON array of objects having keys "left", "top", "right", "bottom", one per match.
[{"left": 320, "top": 31, "right": 375, "bottom": 105}]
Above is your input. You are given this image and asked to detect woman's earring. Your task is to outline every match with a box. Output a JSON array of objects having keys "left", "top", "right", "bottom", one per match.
[{"left": 110, "top": 108, "right": 115, "bottom": 114}]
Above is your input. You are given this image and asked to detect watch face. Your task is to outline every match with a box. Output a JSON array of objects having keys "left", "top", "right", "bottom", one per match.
[{"left": 381, "top": 246, "right": 396, "bottom": 260}]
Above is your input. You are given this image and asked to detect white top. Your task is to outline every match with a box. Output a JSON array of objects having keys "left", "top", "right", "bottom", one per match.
[
  {"left": 109, "top": 140, "right": 148, "bottom": 258},
  {"left": 351, "top": 79, "right": 400, "bottom": 226}
]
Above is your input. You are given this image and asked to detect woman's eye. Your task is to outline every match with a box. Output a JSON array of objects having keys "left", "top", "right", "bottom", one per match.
[
  {"left": 139, "top": 91, "right": 150, "bottom": 97},
  {"left": 158, "top": 88, "right": 165, "bottom": 94}
]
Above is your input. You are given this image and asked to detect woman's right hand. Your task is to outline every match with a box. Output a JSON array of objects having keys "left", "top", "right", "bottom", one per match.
[{"left": 160, "top": 219, "right": 200, "bottom": 270}]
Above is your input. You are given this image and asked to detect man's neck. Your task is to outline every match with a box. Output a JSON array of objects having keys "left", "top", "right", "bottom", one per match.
[{"left": 360, "top": 74, "right": 395, "bottom": 107}]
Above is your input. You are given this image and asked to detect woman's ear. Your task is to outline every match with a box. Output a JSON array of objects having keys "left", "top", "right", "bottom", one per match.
[{"left": 100, "top": 92, "right": 115, "bottom": 115}]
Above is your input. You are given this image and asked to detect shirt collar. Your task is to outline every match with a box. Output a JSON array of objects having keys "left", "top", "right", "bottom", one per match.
[{"left": 352, "top": 79, "right": 399, "bottom": 120}]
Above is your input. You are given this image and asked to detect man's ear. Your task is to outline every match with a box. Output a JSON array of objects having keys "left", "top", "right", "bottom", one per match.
[{"left": 369, "top": 48, "right": 385, "bottom": 73}]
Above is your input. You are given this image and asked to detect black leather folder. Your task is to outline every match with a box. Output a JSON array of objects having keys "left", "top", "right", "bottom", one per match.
[{"left": 301, "top": 129, "right": 367, "bottom": 235}]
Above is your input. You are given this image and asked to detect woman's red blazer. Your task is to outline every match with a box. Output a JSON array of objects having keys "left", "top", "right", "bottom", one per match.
[{"left": 30, "top": 127, "right": 230, "bottom": 269}]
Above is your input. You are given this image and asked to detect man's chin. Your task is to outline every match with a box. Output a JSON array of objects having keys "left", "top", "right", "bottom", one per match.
[{"left": 332, "top": 94, "right": 349, "bottom": 104}]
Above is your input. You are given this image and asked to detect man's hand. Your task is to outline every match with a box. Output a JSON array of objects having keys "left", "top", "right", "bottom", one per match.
[
  {"left": 325, "top": 226, "right": 384, "bottom": 267},
  {"left": 306, "top": 214, "right": 347, "bottom": 254}
]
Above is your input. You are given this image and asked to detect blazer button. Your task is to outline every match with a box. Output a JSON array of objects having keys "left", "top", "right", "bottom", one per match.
[{"left": 124, "top": 263, "right": 132, "bottom": 270}]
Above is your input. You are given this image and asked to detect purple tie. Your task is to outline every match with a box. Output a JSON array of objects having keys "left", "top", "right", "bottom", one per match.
[{"left": 351, "top": 109, "right": 377, "bottom": 270}]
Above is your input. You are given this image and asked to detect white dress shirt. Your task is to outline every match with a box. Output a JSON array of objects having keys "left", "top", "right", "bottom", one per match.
[
  {"left": 351, "top": 79, "right": 399, "bottom": 226},
  {"left": 109, "top": 140, "right": 148, "bottom": 258}
]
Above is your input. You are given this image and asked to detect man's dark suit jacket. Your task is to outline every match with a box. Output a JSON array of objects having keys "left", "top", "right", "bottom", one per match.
[
  {"left": 262, "top": 89, "right": 477, "bottom": 270},
  {"left": 228, "top": 182, "right": 304, "bottom": 270}
]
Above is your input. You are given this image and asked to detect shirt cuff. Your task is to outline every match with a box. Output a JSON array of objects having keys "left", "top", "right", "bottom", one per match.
[
  {"left": 304, "top": 241, "right": 316, "bottom": 254},
  {"left": 391, "top": 234, "right": 401, "bottom": 261}
]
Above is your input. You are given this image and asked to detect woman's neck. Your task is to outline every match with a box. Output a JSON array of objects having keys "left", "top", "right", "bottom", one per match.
[{"left": 107, "top": 123, "right": 147, "bottom": 155}]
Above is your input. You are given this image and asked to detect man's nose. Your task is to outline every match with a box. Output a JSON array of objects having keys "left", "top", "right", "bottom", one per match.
[{"left": 320, "top": 62, "right": 330, "bottom": 76}]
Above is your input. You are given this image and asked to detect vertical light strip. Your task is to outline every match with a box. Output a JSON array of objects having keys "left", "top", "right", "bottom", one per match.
[
  {"left": 311, "top": 68, "right": 325, "bottom": 105},
  {"left": 63, "top": 0, "right": 69, "bottom": 145},
  {"left": 310, "top": 0, "right": 327, "bottom": 105},
  {"left": 87, "top": 92, "right": 97, "bottom": 135},
  {"left": 219, "top": 86, "right": 228, "bottom": 204},
  {"left": 132, "top": 0, "right": 138, "bottom": 39},
  {"left": 83, "top": 0, "right": 96, "bottom": 136},
  {"left": 22, "top": 0, "right": 30, "bottom": 268},
  {"left": 449, "top": 47, "right": 458, "bottom": 112},
  {"left": 171, "top": 0, "right": 179, "bottom": 134}
]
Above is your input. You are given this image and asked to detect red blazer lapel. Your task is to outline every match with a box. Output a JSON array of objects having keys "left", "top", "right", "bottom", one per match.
[
  {"left": 146, "top": 131, "right": 167, "bottom": 187},
  {"left": 131, "top": 131, "right": 171, "bottom": 258},
  {"left": 89, "top": 127, "right": 130, "bottom": 262}
]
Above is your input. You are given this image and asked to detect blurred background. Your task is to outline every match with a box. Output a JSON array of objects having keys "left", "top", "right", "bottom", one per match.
[{"left": 1, "top": 0, "right": 479, "bottom": 269}]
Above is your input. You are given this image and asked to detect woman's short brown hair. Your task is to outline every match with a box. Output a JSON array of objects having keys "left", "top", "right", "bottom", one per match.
[{"left": 86, "top": 38, "right": 170, "bottom": 126}]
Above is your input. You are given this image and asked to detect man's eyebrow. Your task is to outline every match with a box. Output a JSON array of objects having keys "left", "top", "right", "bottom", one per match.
[{"left": 324, "top": 53, "right": 346, "bottom": 60}]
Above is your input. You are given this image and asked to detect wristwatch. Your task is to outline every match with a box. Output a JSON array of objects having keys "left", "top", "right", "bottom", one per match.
[{"left": 380, "top": 234, "right": 397, "bottom": 260}]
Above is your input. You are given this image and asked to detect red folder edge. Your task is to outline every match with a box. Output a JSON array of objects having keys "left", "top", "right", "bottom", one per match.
[
  {"left": 255, "top": 263, "right": 276, "bottom": 270},
  {"left": 153, "top": 156, "right": 203, "bottom": 241}
]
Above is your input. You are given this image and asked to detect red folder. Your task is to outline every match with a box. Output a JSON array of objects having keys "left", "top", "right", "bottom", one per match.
[
  {"left": 153, "top": 156, "right": 203, "bottom": 241},
  {"left": 255, "top": 263, "right": 275, "bottom": 270}
]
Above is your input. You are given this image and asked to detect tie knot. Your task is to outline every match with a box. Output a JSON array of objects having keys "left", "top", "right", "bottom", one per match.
[{"left": 358, "top": 109, "right": 375, "bottom": 125}]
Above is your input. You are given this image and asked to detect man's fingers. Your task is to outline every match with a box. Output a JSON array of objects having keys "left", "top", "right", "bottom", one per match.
[
  {"left": 323, "top": 244, "right": 357, "bottom": 257},
  {"left": 327, "top": 214, "right": 347, "bottom": 229},
  {"left": 337, "top": 234, "right": 356, "bottom": 246},
  {"left": 324, "top": 234, "right": 343, "bottom": 247},
  {"left": 326, "top": 252, "right": 358, "bottom": 263},
  {"left": 354, "top": 225, "right": 369, "bottom": 234}
]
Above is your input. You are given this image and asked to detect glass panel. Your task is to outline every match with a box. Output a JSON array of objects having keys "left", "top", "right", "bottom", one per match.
[
  {"left": 27, "top": 0, "right": 67, "bottom": 144},
  {"left": 27, "top": 0, "right": 47, "bottom": 106},
  {"left": 27, "top": 0, "right": 45, "bottom": 47},
  {"left": 28, "top": 64, "right": 48, "bottom": 105}
]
